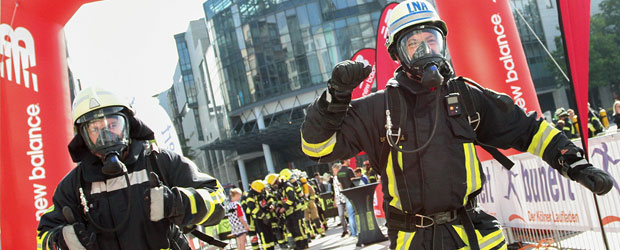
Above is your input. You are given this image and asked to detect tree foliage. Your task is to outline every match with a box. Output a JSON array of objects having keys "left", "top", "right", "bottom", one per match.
[{"left": 546, "top": 0, "right": 620, "bottom": 89}]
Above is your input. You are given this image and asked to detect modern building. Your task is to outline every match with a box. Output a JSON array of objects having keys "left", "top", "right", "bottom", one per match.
[
  {"left": 195, "top": 0, "right": 392, "bottom": 189},
  {"left": 158, "top": 19, "right": 239, "bottom": 187},
  {"left": 510, "top": 0, "right": 610, "bottom": 114}
]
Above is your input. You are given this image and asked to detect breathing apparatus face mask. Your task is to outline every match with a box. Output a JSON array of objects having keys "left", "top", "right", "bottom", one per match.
[
  {"left": 79, "top": 111, "right": 130, "bottom": 176},
  {"left": 396, "top": 27, "right": 449, "bottom": 88}
]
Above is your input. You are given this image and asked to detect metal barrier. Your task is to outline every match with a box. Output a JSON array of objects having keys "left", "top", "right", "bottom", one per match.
[{"left": 479, "top": 132, "right": 620, "bottom": 249}]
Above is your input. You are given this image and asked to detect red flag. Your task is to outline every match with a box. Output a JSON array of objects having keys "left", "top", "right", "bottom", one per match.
[
  {"left": 350, "top": 48, "right": 376, "bottom": 100},
  {"left": 375, "top": 2, "right": 400, "bottom": 91},
  {"left": 557, "top": 0, "right": 591, "bottom": 154},
  {"left": 1, "top": 0, "right": 96, "bottom": 248}
]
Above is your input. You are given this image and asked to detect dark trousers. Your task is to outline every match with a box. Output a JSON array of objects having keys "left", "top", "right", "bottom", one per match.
[{"left": 285, "top": 210, "right": 308, "bottom": 249}]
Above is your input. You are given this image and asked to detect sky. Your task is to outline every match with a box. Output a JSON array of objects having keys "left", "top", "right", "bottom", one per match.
[{"left": 64, "top": 0, "right": 208, "bottom": 98}]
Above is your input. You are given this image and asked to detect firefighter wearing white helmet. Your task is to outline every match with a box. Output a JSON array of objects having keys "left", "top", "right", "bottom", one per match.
[
  {"left": 37, "top": 87, "right": 227, "bottom": 250},
  {"left": 302, "top": 0, "right": 613, "bottom": 249}
]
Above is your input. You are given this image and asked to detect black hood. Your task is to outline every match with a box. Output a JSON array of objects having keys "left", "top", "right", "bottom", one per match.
[{"left": 68, "top": 115, "right": 155, "bottom": 163}]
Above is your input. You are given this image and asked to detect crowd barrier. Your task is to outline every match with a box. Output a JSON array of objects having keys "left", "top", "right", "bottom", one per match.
[{"left": 479, "top": 132, "right": 620, "bottom": 249}]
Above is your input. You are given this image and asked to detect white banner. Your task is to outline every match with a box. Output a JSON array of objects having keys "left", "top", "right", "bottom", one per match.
[
  {"left": 130, "top": 97, "right": 184, "bottom": 156},
  {"left": 479, "top": 132, "right": 620, "bottom": 232}
]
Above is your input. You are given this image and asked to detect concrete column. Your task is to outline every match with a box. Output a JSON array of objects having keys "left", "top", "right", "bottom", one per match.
[
  {"left": 237, "top": 159, "right": 249, "bottom": 191},
  {"left": 220, "top": 150, "right": 231, "bottom": 184},
  {"left": 254, "top": 107, "right": 276, "bottom": 173}
]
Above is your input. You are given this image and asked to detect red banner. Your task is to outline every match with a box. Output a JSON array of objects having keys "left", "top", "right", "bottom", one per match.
[
  {"left": 375, "top": 2, "right": 400, "bottom": 91},
  {"left": 435, "top": 0, "right": 541, "bottom": 116},
  {"left": 373, "top": 183, "right": 385, "bottom": 218},
  {"left": 1, "top": 0, "right": 94, "bottom": 248},
  {"left": 350, "top": 48, "right": 376, "bottom": 100},
  {"left": 557, "top": 0, "right": 591, "bottom": 153}
]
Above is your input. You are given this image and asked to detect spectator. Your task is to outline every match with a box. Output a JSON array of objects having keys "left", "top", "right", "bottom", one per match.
[
  {"left": 314, "top": 172, "right": 327, "bottom": 193},
  {"left": 362, "top": 160, "right": 378, "bottom": 183},
  {"left": 331, "top": 164, "right": 349, "bottom": 237},
  {"left": 334, "top": 161, "right": 358, "bottom": 237},
  {"left": 322, "top": 173, "right": 333, "bottom": 192},
  {"left": 354, "top": 168, "right": 369, "bottom": 184},
  {"left": 227, "top": 188, "right": 250, "bottom": 250},
  {"left": 613, "top": 101, "right": 620, "bottom": 128}
]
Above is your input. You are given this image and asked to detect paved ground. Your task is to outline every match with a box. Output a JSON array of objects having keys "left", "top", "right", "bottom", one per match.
[
  {"left": 305, "top": 217, "right": 390, "bottom": 250},
  {"left": 214, "top": 217, "right": 391, "bottom": 250}
]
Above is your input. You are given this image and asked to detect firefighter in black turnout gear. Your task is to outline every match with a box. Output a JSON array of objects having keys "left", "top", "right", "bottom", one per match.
[
  {"left": 300, "top": 0, "right": 614, "bottom": 249},
  {"left": 246, "top": 180, "right": 277, "bottom": 250},
  {"left": 270, "top": 169, "right": 309, "bottom": 250},
  {"left": 37, "top": 87, "right": 226, "bottom": 250}
]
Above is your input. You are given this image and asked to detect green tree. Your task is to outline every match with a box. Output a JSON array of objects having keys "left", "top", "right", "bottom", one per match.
[{"left": 546, "top": 0, "right": 620, "bottom": 94}]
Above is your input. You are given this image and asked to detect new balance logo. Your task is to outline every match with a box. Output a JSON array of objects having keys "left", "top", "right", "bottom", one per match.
[{"left": 0, "top": 24, "right": 38, "bottom": 92}]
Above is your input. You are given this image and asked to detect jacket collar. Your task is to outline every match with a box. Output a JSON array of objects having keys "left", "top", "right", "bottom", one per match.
[
  {"left": 387, "top": 67, "right": 431, "bottom": 95},
  {"left": 80, "top": 141, "right": 146, "bottom": 182}
]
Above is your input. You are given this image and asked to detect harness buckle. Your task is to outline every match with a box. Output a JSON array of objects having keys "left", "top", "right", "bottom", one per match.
[
  {"left": 415, "top": 214, "right": 435, "bottom": 228},
  {"left": 468, "top": 112, "right": 481, "bottom": 131}
]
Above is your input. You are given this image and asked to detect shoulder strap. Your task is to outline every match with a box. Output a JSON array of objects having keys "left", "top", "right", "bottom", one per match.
[
  {"left": 450, "top": 77, "right": 515, "bottom": 170},
  {"left": 381, "top": 86, "right": 414, "bottom": 213},
  {"left": 146, "top": 142, "right": 170, "bottom": 186},
  {"left": 449, "top": 78, "right": 481, "bottom": 131}
]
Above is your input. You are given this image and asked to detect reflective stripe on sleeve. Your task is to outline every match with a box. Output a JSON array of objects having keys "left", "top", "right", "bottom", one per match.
[
  {"left": 178, "top": 188, "right": 198, "bottom": 214},
  {"left": 36, "top": 231, "right": 49, "bottom": 250},
  {"left": 463, "top": 143, "right": 482, "bottom": 206},
  {"left": 62, "top": 225, "right": 87, "bottom": 250},
  {"left": 196, "top": 189, "right": 217, "bottom": 225},
  {"left": 527, "top": 121, "right": 561, "bottom": 157},
  {"left": 301, "top": 132, "right": 337, "bottom": 157}
]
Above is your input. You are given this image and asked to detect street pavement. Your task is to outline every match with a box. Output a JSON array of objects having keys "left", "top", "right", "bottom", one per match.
[{"left": 305, "top": 217, "right": 390, "bottom": 250}]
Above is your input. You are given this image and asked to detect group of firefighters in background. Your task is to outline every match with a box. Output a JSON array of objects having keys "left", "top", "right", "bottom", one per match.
[
  {"left": 553, "top": 103, "right": 608, "bottom": 139},
  {"left": 230, "top": 164, "right": 377, "bottom": 250}
]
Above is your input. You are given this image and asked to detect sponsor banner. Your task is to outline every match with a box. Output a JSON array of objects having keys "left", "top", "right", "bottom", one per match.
[
  {"left": 375, "top": 2, "right": 400, "bottom": 91},
  {"left": 0, "top": 1, "right": 94, "bottom": 248},
  {"left": 350, "top": 48, "right": 376, "bottom": 100},
  {"left": 435, "top": 0, "right": 541, "bottom": 116},
  {"left": 373, "top": 183, "right": 385, "bottom": 218},
  {"left": 479, "top": 133, "right": 620, "bottom": 232},
  {"left": 557, "top": 0, "right": 592, "bottom": 151}
]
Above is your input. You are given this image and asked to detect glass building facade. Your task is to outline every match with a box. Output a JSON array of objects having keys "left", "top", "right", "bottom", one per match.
[
  {"left": 203, "top": 0, "right": 389, "bottom": 113},
  {"left": 175, "top": 34, "right": 205, "bottom": 141}
]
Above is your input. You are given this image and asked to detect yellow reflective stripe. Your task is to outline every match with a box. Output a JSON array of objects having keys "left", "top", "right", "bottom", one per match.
[
  {"left": 386, "top": 151, "right": 402, "bottom": 210},
  {"left": 479, "top": 229, "right": 505, "bottom": 250},
  {"left": 301, "top": 132, "right": 337, "bottom": 157},
  {"left": 527, "top": 121, "right": 561, "bottom": 157},
  {"left": 453, "top": 225, "right": 483, "bottom": 249},
  {"left": 395, "top": 231, "right": 415, "bottom": 250},
  {"left": 43, "top": 205, "right": 55, "bottom": 215},
  {"left": 37, "top": 231, "right": 49, "bottom": 250},
  {"left": 463, "top": 143, "right": 482, "bottom": 205},
  {"left": 198, "top": 199, "right": 216, "bottom": 224},
  {"left": 178, "top": 188, "right": 197, "bottom": 214}
]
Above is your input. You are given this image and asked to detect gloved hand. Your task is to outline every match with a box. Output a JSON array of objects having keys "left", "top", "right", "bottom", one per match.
[
  {"left": 559, "top": 147, "right": 614, "bottom": 195},
  {"left": 145, "top": 172, "right": 186, "bottom": 226},
  {"left": 326, "top": 60, "right": 372, "bottom": 112},
  {"left": 55, "top": 223, "right": 100, "bottom": 250},
  {"left": 52, "top": 206, "right": 99, "bottom": 250}
]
